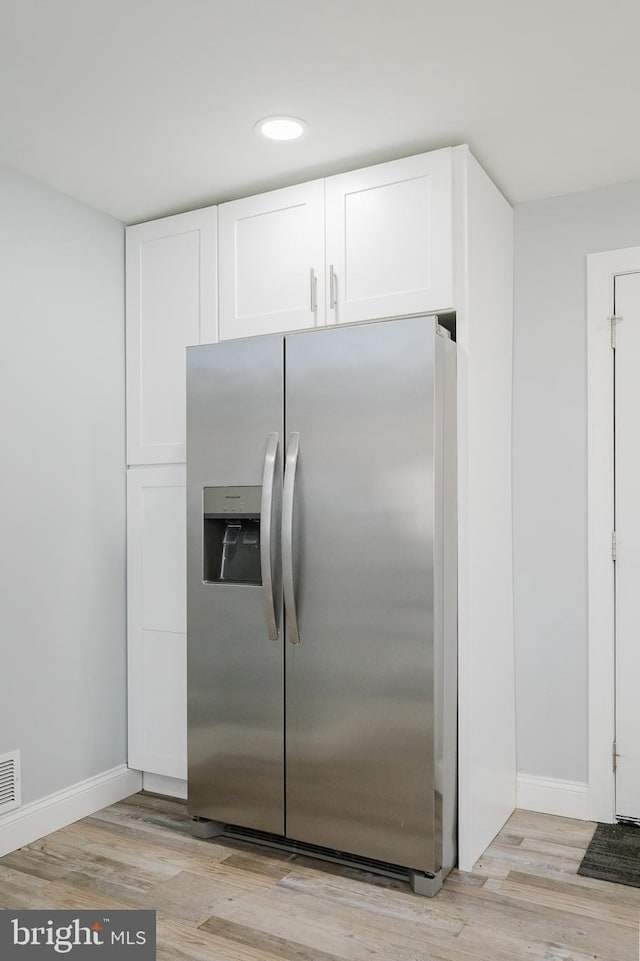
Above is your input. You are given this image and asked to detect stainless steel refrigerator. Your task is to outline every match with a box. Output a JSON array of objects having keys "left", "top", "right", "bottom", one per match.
[{"left": 186, "top": 315, "right": 457, "bottom": 895}]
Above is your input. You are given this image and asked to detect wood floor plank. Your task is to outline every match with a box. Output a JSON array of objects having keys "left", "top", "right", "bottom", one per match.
[
  {"left": 475, "top": 841, "right": 584, "bottom": 877},
  {"left": 436, "top": 885, "right": 637, "bottom": 961},
  {"left": 453, "top": 919, "right": 611, "bottom": 961},
  {"left": 0, "top": 843, "right": 72, "bottom": 882},
  {"left": 199, "top": 916, "right": 348, "bottom": 961},
  {"left": 276, "top": 870, "right": 465, "bottom": 933},
  {"left": 220, "top": 852, "right": 298, "bottom": 881},
  {"left": 88, "top": 805, "right": 194, "bottom": 840},
  {"left": 506, "top": 866, "right": 640, "bottom": 908},
  {"left": 501, "top": 810, "right": 597, "bottom": 846},
  {"left": 143, "top": 868, "right": 280, "bottom": 925},
  {"left": 200, "top": 877, "right": 470, "bottom": 961},
  {"left": 0, "top": 864, "right": 51, "bottom": 908},
  {"left": 498, "top": 869, "right": 640, "bottom": 921},
  {"left": 32, "top": 836, "right": 178, "bottom": 887},
  {"left": 18, "top": 879, "right": 133, "bottom": 912},
  {"left": 56, "top": 869, "right": 157, "bottom": 906},
  {"left": 157, "top": 916, "right": 289, "bottom": 961},
  {"left": 78, "top": 813, "right": 234, "bottom": 861},
  {"left": 50, "top": 820, "right": 230, "bottom": 881},
  {"left": 517, "top": 836, "right": 594, "bottom": 859}
]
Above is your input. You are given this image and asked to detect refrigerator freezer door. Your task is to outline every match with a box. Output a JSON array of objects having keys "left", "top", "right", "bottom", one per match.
[
  {"left": 187, "top": 337, "right": 284, "bottom": 834},
  {"left": 284, "top": 317, "right": 438, "bottom": 872}
]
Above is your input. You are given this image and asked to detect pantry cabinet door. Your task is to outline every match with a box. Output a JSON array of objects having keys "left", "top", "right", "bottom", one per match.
[
  {"left": 218, "top": 180, "right": 325, "bottom": 339},
  {"left": 126, "top": 208, "right": 217, "bottom": 465},
  {"left": 325, "top": 150, "right": 453, "bottom": 324},
  {"left": 127, "top": 465, "right": 187, "bottom": 779}
]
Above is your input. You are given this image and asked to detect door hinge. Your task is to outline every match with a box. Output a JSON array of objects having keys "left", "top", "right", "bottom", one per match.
[
  {"left": 613, "top": 740, "right": 618, "bottom": 773},
  {"left": 610, "top": 315, "right": 622, "bottom": 349},
  {"left": 612, "top": 530, "right": 617, "bottom": 561}
]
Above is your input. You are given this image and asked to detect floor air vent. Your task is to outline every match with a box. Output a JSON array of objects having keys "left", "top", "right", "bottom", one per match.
[{"left": 0, "top": 750, "right": 21, "bottom": 815}]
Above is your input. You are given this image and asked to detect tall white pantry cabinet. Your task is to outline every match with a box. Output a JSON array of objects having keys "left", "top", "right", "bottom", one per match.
[
  {"left": 125, "top": 145, "right": 515, "bottom": 871},
  {"left": 125, "top": 208, "right": 217, "bottom": 797}
]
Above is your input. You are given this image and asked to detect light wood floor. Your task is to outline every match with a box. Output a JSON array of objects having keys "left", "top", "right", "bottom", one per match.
[{"left": 0, "top": 794, "right": 637, "bottom": 960}]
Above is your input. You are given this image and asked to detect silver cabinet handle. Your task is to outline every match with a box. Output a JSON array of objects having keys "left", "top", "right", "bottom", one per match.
[
  {"left": 309, "top": 268, "right": 317, "bottom": 313},
  {"left": 329, "top": 264, "right": 337, "bottom": 309},
  {"left": 282, "top": 432, "right": 300, "bottom": 645},
  {"left": 260, "top": 432, "right": 279, "bottom": 640}
]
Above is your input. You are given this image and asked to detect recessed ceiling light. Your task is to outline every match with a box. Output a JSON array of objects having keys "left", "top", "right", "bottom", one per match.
[{"left": 256, "top": 116, "right": 306, "bottom": 141}]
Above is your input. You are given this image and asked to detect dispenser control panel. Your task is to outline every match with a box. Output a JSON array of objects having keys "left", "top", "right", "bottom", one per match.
[{"left": 203, "top": 486, "right": 262, "bottom": 515}]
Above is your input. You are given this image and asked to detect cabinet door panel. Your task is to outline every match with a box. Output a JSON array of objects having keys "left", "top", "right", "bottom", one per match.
[
  {"left": 325, "top": 151, "right": 453, "bottom": 324},
  {"left": 219, "top": 181, "right": 324, "bottom": 339},
  {"left": 126, "top": 208, "right": 217, "bottom": 465},
  {"left": 138, "top": 630, "right": 187, "bottom": 780},
  {"left": 128, "top": 465, "right": 187, "bottom": 777}
]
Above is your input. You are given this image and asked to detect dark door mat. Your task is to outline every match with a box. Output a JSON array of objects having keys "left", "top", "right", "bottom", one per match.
[{"left": 578, "top": 821, "right": 640, "bottom": 887}]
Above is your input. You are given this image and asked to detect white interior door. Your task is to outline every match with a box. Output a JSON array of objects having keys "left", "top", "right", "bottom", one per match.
[{"left": 615, "top": 270, "right": 640, "bottom": 818}]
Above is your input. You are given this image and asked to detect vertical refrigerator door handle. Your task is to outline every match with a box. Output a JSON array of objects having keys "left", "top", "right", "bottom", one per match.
[
  {"left": 260, "top": 432, "right": 279, "bottom": 640},
  {"left": 329, "top": 264, "right": 337, "bottom": 309},
  {"left": 282, "top": 432, "right": 301, "bottom": 645}
]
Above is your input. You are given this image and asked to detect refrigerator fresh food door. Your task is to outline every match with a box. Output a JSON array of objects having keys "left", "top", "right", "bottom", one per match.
[
  {"left": 284, "top": 317, "right": 439, "bottom": 872},
  {"left": 187, "top": 337, "right": 284, "bottom": 834}
]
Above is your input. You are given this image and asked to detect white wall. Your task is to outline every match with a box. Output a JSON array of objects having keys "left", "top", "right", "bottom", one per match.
[
  {"left": 0, "top": 162, "right": 127, "bottom": 805},
  {"left": 514, "top": 178, "right": 640, "bottom": 783}
]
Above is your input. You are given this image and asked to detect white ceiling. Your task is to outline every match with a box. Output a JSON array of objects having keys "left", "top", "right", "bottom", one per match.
[{"left": 0, "top": 0, "right": 638, "bottom": 224}]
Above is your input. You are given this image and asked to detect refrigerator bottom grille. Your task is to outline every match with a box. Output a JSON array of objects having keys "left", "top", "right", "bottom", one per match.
[{"left": 215, "top": 822, "right": 430, "bottom": 884}]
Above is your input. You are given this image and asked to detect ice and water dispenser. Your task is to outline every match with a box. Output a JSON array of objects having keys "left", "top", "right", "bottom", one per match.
[{"left": 202, "top": 486, "right": 262, "bottom": 586}]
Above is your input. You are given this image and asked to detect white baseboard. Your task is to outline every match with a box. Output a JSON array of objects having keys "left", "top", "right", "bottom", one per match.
[
  {"left": 516, "top": 773, "right": 590, "bottom": 820},
  {"left": 142, "top": 772, "right": 188, "bottom": 799},
  {"left": 0, "top": 764, "right": 142, "bottom": 858}
]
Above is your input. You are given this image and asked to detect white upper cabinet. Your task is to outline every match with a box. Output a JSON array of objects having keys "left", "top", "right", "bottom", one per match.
[
  {"left": 126, "top": 207, "right": 217, "bottom": 465},
  {"left": 218, "top": 180, "right": 325, "bottom": 340},
  {"left": 325, "top": 150, "right": 453, "bottom": 324}
]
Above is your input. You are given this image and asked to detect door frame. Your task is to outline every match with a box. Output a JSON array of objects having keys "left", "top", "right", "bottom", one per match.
[{"left": 587, "top": 245, "right": 640, "bottom": 822}]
